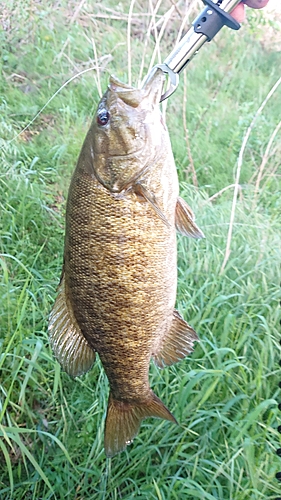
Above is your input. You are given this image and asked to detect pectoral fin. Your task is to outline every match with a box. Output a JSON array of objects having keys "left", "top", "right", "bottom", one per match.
[
  {"left": 133, "top": 182, "right": 170, "bottom": 228},
  {"left": 48, "top": 275, "right": 95, "bottom": 377},
  {"left": 175, "top": 197, "right": 205, "bottom": 238},
  {"left": 152, "top": 309, "right": 199, "bottom": 368}
]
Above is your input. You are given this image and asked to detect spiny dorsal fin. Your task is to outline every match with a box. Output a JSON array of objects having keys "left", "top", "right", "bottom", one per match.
[
  {"left": 48, "top": 275, "right": 95, "bottom": 377},
  {"left": 175, "top": 197, "right": 205, "bottom": 238},
  {"left": 133, "top": 182, "right": 170, "bottom": 228},
  {"left": 104, "top": 391, "right": 177, "bottom": 457},
  {"left": 152, "top": 309, "right": 199, "bottom": 369}
]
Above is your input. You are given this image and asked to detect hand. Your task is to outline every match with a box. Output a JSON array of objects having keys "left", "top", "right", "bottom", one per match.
[{"left": 231, "top": 0, "right": 270, "bottom": 23}]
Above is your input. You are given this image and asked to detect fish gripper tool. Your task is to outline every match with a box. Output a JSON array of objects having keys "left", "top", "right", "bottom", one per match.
[{"left": 152, "top": 0, "right": 241, "bottom": 102}]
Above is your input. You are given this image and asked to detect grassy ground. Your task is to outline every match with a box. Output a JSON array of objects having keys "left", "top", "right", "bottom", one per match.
[{"left": 1, "top": 0, "right": 281, "bottom": 498}]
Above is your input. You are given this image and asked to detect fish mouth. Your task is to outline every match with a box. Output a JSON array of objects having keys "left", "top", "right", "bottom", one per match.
[
  {"left": 108, "top": 69, "right": 164, "bottom": 108},
  {"left": 109, "top": 76, "right": 143, "bottom": 108}
]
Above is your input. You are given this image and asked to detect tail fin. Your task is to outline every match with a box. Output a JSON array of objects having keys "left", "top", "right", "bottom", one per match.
[{"left": 104, "top": 391, "right": 177, "bottom": 457}]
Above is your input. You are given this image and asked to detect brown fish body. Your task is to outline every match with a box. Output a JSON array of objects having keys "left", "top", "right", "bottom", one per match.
[{"left": 49, "top": 70, "right": 203, "bottom": 457}]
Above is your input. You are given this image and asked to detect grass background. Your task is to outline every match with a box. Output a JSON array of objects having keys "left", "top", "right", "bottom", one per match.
[{"left": 1, "top": 0, "right": 281, "bottom": 498}]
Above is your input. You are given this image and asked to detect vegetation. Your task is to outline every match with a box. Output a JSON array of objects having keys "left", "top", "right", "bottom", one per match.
[{"left": 1, "top": 0, "right": 280, "bottom": 498}]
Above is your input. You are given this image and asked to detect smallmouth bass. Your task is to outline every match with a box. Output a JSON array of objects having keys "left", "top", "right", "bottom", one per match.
[{"left": 48, "top": 69, "right": 204, "bottom": 457}]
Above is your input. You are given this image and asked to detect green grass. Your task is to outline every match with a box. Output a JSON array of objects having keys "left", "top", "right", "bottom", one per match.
[{"left": 1, "top": 0, "right": 281, "bottom": 498}]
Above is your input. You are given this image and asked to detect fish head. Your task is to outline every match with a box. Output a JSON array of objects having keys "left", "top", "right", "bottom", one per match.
[{"left": 89, "top": 69, "right": 166, "bottom": 192}]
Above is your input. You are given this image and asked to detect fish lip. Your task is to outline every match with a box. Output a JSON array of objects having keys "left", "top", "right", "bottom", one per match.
[
  {"left": 108, "top": 69, "right": 164, "bottom": 108},
  {"left": 140, "top": 67, "right": 165, "bottom": 103},
  {"left": 109, "top": 75, "right": 135, "bottom": 91},
  {"left": 108, "top": 76, "right": 143, "bottom": 107}
]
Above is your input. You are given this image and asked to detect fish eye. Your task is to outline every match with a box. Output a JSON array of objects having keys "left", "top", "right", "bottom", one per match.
[{"left": 97, "top": 109, "right": 110, "bottom": 126}]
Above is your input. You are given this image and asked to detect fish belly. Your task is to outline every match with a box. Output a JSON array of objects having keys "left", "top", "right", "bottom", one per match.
[{"left": 64, "top": 169, "right": 177, "bottom": 402}]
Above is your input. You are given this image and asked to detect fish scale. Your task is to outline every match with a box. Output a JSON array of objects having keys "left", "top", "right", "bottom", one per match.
[{"left": 49, "top": 69, "right": 204, "bottom": 457}]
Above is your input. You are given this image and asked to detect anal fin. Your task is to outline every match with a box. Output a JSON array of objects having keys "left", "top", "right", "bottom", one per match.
[
  {"left": 48, "top": 275, "right": 95, "bottom": 377},
  {"left": 104, "top": 391, "right": 177, "bottom": 457},
  {"left": 175, "top": 197, "right": 205, "bottom": 238},
  {"left": 153, "top": 309, "right": 199, "bottom": 369}
]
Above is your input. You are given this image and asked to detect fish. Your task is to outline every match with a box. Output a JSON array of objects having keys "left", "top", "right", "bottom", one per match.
[{"left": 48, "top": 68, "right": 204, "bottom": 458}]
